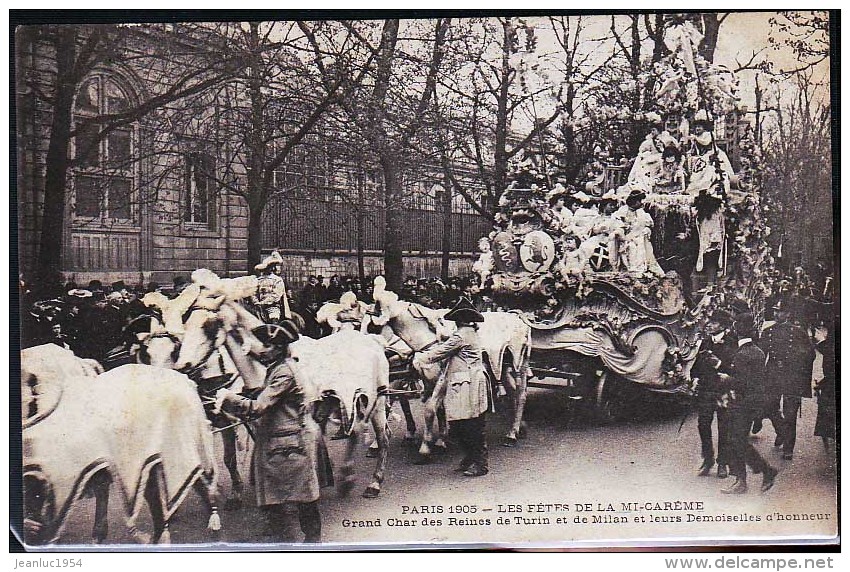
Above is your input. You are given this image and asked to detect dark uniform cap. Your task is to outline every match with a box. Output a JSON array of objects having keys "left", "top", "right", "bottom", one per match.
[
  {"left": 251, "top": 319, "right": 300, "bottom": 347},
  {"left": 445, "top": 296, "right": 484, "bottom": 323},
  {"left": 772, "top": 294, "right": 802, "bottom": 315}
]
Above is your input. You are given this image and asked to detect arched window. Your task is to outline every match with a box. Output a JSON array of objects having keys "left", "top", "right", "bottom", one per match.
[{"left": 72, "top": 74, "right": 137, "bottom": 223}]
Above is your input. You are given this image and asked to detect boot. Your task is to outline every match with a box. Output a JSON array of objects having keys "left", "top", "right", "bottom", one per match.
[
  {"left": 453, "top": 458, "right": 473, "bottom": 473},
  {"left": 462, "top": 463, "right": 489, "bottom": 477},
  {"left": 721, "top": 477, "right": 747, "bottom": 494},
  {"left": 716, "top": 465, "right": 728, "bottom": 479},
  {"left": 761, "top": 467, "right": 778, "bottom": 493},
  {"left": 697, "top": 460, "right": 715, "bottom": 477}
]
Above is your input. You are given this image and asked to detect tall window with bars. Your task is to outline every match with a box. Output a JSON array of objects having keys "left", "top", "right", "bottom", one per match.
[
  {"left": 72, "top": 75, "right": 136, "bottom": 223},
  {"left": 184, "top": 151, "right": 217, "bottom": 228}
]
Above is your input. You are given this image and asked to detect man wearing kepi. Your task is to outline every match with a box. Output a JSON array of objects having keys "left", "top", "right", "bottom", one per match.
[
  {"left": 721, "top": 312, "right": 778, "bottom": 495},
  {"left": 760, "top": 295, "right": 816, "bottom": 461},
  {"left": 414, "top": 297, "right": 490, "bottom": 477},
  {"left": 215, "top": 320, "right": 323, "bottom": 543}
]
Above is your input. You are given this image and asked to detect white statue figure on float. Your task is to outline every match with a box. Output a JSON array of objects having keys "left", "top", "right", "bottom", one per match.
[{"left": 472, "top": 237, "right": 495, "bottom": 287}]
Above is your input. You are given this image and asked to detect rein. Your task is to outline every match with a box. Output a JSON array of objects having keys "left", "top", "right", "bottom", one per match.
[
  {"left": 149, "top": 331, "right": 180, "bottom": 343},
  {"left": 417, "top": 339, "right": 440, "bottom": 353},
  {"left": 194, "top": 372, "right": 240, "bottom": 395}
]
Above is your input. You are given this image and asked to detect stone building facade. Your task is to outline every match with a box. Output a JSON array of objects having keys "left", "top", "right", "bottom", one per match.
[{"left": 15, "top": 25, "right": 489, "bottom": 290}]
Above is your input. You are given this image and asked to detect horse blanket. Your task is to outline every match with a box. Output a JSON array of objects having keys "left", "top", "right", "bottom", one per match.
[
  {"left": 23, "top": 364, "right": 216, "bottom": 536},
  {"left": 289, "top": 330, "right": 389, "bottom": 434}
]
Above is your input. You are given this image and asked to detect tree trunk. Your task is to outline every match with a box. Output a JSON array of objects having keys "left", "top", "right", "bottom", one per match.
[
  {"left": 440, "top": 183, "right": 451, "bottom": 281},
  {"left": 700, "top": 14, "right": 721, "bottom": 63},
  {"left": 381, "top": 155, "right": 403, "bottom": 291},
  {"left": 754, "top": 75, "right": 764, "bottom": 153},
  {"left": 629, "top": 15, "right": 642, "bottom": 154},
  {"left": 357, "top": 170, "right": 366, "bottom": 283},
  {"left": 36, "top": 27, "right": 77, "bottom": 290},
  {"left": 493, "top": 19, "right": 513, "bottom": 196},
  {"left": 245, "top": 22, "right": 267, "bottom": 271},
  {"left": 246, "top": 202, "right": 264, "bottom": 270},
  {"left": 643, "top": 14, "right": 668, "bottom": 110}
]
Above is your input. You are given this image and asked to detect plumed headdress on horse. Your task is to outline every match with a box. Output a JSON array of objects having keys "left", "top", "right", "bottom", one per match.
[
  {"left": 251, "top": 320, "right": 300, "bottom": 347},
  {"left": 445, "top": 296, "right": 484, "bottom": 324}
]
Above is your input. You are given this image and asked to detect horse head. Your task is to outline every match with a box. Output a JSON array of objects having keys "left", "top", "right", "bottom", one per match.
[
  {"left": 131, "top": 314, "right": 182, "bottom": 369},
  {"left": 172, "top": 299, "right": 268, "bottom": 391},
  {"left": 173, "top": 308, "right": 227, "bottom": 375}
]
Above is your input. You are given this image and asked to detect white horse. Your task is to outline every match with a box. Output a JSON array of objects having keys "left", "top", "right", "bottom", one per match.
[
  {"left": 174, "top": 300, "right": 392, "bottom": 499},
  {"left": 367, "top": 289, "right": 532, "bottom": 463},
  {"left": 132, "top": 311, "right": 249, "bottom": 511},
  {"left": 21, "top": 345, "right": 219, "bottom": 545}
]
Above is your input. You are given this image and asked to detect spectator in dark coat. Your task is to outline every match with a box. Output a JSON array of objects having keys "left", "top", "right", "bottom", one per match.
[
  {"left": 326, "top": 275, "right": 345, "bottom": 303},
  {"left": 692, "top": 309, "right": 737, "bottom": 479},
  {"left": 720, "top": 312, "right": 777, "bottom": 495},
  {"left": 814, "top": 321, "right": 836, "bottom": 454},
  {"left": 760, "top": 296, "right": 816, "bottom": 460}
]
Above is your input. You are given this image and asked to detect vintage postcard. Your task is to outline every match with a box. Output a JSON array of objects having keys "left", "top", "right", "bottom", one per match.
[{"left": 12, "top": 10, "right": 838, "bottom": 550}]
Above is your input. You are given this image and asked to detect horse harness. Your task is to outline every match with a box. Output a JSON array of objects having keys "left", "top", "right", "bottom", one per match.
[{"left": 400, "top": 303, "right": 445, "bottom": 352}]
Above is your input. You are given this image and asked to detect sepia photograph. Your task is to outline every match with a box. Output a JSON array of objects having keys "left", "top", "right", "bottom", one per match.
[{"left": 11, "top": 9, "right": 838, "bottom": 550}]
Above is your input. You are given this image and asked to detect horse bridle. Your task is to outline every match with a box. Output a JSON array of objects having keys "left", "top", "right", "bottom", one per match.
[
  {"left": 383, "top": 305, "right": 443, "bottom": 353},
  {"left": 178, "top": 340, "right": 223, "bottom": 381},
  {"left": 138, "top": 330, "right": 182, "bottom": 366},
  {"left": 187, "top": 350, "right": 238, "bottom": 393}
]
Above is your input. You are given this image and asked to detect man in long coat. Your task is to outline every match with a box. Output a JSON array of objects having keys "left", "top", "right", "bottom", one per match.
[
  {"left": 215, "top": 320, "right": 322, "bottom": 543},
  {"left": 414, "top": 297, "right": 490, "bottom": 477},
  {"left": 760, "top": 296, "right": 816, "bottom": 460}
]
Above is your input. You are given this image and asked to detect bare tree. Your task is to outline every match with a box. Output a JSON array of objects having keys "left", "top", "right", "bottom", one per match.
[
  {"left": 761, "top": 70, "right": 832, "bottom": 268},
  {"left": 432, "top": 17, "right": 566, "bottom": 219},
  {"left": 17, "top": 24, "right": 241, "bottom": 288},
  {"left": 336, "top": 18, "right": 451, "bottom": 290}
]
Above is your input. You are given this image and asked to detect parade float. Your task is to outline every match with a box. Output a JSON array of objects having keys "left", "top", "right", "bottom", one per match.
[{"left": 474, "top": 17, "right": 774, "bottom": 417}]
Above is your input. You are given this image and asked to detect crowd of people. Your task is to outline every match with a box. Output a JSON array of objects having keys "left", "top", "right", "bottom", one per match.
[
  {"left": 18, "top": 251, "right": 835, "bottom": 541},
  {"left": 19, "top": 277, "right": 155, "bottom": 363},
  {"left": 690, "top": 281, "right": 836, "bottom": 496},
  {"left": 18, "top": 257, "right": 488, "bottom": 363}
]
